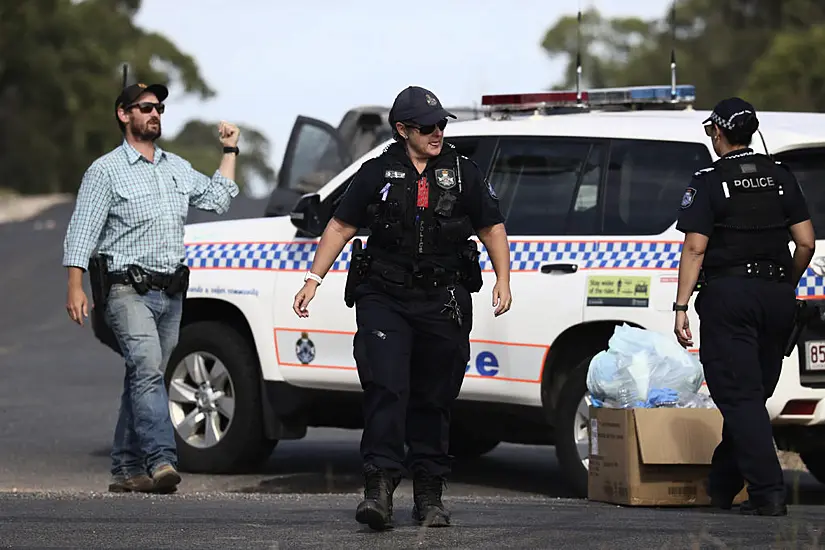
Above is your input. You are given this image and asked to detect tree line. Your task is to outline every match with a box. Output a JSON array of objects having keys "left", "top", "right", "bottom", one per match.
[
  {"left": 541, "top": 0, "right": 825, "bottom": 112},
  {"left": 0, "top": 0, "right": 276, "bottom": 196}
]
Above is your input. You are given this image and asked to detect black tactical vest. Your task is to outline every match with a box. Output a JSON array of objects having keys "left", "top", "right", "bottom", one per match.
[
  {"left": 365, "top": 143, "right": 474, "bottom": 272},
  {"left": 713, "top": 153, "right": 787, "bottom": 232},
  {"left": 704, "top": 151, "right": 793, "bottom": 270}
]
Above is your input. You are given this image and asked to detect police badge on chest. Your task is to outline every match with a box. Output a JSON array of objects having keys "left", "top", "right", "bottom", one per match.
[{"left": 435, "top": 169, "right": 456, "bottom": 190}]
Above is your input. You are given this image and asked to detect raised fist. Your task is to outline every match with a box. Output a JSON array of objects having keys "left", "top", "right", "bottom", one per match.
[{"left": 218, "top": 121, "right": 240, "bottom": 148}]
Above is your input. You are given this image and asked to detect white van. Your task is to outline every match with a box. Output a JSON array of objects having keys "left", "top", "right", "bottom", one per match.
[{"left": 159, "top": 85, "right": 825, "bottom": 496}]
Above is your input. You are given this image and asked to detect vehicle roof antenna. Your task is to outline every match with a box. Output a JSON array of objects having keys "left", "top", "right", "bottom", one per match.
[
  {"left": 576, "top": 3, "right": 583, "bottom": 105},
  {"left": 670, "top": 2, "right": 677, "bottom": 102}
]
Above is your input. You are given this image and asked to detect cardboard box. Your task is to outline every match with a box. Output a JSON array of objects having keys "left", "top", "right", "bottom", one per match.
[{"left": 587, "top": 406, "right": 748, "bottom": 506}]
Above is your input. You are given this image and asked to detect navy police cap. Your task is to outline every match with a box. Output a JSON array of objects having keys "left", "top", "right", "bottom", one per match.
[
  {"left": 703, "top": 97, "right": 758, "bottom": 131},
  {"left": 389, "top": 86, "right": 456, "bottom": 127}
]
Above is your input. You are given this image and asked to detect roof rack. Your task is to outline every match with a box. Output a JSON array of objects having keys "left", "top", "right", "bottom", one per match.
[{"left": 480, "top": 85, "right": 697, "bottom": 119}]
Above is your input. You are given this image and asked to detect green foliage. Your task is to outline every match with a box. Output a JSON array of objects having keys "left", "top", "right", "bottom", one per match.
[
  {"left": 0, "top": 0, "right": 276, "bottom": 195},
  {"left": 540, "top": 0, "right": 825, "bottom": 111},
  {"left": 158, "top": 120, "right": 276, "bottom": 188}
]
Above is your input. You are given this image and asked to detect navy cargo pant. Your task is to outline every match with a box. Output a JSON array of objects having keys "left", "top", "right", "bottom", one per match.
[
  {"left": 352, "top": 278, "right": 473, "bottom": 479},
  {"left": 696, "top": 275, "right": 797, "bottom": 505}
]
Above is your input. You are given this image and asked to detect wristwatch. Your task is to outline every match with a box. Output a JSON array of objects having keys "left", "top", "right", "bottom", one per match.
[
  {"left": 304, "top": 271, "right": 323, "bottom": 285},
  {"left": 223, "top": 146, "right": 240, "bottom": 155},
  {"left": 672, "top": 302, "right": 688, "bottom": 312}
]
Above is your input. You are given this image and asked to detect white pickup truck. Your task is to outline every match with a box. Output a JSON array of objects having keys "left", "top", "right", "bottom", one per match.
[{"left": 111, "top": 85, "right": 825, "bottom": 497}]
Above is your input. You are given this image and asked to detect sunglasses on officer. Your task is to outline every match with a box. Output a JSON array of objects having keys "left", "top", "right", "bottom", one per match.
[
  {"left": 126, "top": 101, "right": 165, "bottom": 115},
  {"left": 404, "top": 118, "right": 448, "bottom": 135},
  {"left": 703, "top": 122, "right": 716, "bottom": 137}
]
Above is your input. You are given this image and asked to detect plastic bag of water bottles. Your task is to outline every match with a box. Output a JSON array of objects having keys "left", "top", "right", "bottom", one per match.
[{"left": 586, "top": 324, "right": 712, "bottom": 409}]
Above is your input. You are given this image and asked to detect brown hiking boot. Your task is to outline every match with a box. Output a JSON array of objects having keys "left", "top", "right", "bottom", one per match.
[
  {"left": 108, "top": 474, "right": 154, "bottom": 493},
  {"left": 151, "top": 464, "right": 181, "bottom": 494}
]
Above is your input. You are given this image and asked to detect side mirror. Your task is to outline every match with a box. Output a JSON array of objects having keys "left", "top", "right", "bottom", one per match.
[{"left": 290, "top": 193, "right": 325, "bottom": 237}]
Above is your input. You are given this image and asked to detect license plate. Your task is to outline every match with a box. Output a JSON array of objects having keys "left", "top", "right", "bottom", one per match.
[{"left": 805, "top": 341, "right": 825, "bottom": 371}]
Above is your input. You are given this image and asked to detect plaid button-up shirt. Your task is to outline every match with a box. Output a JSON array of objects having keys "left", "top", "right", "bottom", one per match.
[{"left": 63, "top": 139, "right": 239, "bottom": 274}]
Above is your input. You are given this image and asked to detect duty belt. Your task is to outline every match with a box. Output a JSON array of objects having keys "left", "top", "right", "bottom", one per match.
[
  {"left": 368, "top": 258, "right": 460, "bottom": 289},
  {"left": 704, "top": 261, "right": 787, "bottom": 282},
  {"left": 108, "top": 269, "right": 176, "bottom": 290}
]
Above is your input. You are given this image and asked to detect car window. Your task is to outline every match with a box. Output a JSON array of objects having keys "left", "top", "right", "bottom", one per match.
[
  {"left": 602, "top": 139, "right": 712, "bottom": 236},
  {"left": 486, "top": 138, "right": 606, "bottom": 236},
  {"left": 773, "top": 147, "right": 825, "bottom": 237}
]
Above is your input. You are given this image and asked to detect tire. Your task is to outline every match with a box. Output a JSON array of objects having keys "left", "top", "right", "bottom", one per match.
[
  {"left": 449, "top": 428, "right": 500, "bottom": 460},
  {"left": 800, "top": 451, "right": 825, "bottom": 484},
  {"left": 552, "top": 355, "right": 592, "bottom": 498},
  {"left": 164, "top": 320, "right": 277, "bottom": 474}
]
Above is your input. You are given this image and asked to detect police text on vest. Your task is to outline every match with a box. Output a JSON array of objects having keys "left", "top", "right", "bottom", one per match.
[{"left": 734, "top": 177, "right": 775, "bottom": 188}]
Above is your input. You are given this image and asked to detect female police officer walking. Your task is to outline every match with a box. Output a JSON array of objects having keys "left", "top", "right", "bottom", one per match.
[
  {"left": 673, "top": 97, "right": 816, "bottom": 516},
  {"left": 292, "top": 86, "right": 512, "bottom": 530}
]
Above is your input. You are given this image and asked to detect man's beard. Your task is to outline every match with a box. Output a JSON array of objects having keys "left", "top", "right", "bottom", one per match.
[{"left": 134, "top": 118, "right": 162, "bottom": 141}]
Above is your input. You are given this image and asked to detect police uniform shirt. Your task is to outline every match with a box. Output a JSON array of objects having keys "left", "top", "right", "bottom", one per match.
[
  {"left": 675, "top": 148, "right": 810, "bottom": 270},
  {"left": 334, "top": 142, "right": 504, "bottom": 239}
]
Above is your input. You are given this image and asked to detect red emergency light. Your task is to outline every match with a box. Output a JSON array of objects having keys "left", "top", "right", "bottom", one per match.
[{"left": 481, "top": 91, "right": 588, "bottom": 107}]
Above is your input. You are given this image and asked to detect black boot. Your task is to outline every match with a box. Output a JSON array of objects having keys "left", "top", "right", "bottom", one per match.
[
  {"left": 355, "top": 465, "right": 399, "bottom": 531},
  {"left": 739, "top": 493, "right": 788, "bottom": 516},
  {"left": 412, "top": 471, "right": 451, "bottom": 527}
]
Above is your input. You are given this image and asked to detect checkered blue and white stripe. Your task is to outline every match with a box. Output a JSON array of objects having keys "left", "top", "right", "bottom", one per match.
[{"left": 185, "top": 240, "right": 825, "bottom": 297}]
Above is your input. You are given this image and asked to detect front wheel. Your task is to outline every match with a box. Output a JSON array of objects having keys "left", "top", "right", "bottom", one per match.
[
  {"left": 165, "top": 320, "right": 277, "bottom": 474},
  {"left": 552, "top": 356, "right": 592, "bottom": 498},
  {"left": 449, "top": 427, "right": 500, "bottom": 460}
]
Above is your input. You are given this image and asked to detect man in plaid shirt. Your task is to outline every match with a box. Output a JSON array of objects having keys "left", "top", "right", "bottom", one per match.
[{"left": 62, "top": 81, "right": 241, "bottom": 493}]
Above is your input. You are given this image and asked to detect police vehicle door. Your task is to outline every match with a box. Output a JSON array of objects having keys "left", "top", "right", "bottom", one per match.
[
  {"left": 584, "top": 138, "right": 713, "bottom": 342},
  {"left": 463, "top": 137, "right": 607, "bottom": 404},
  {"left": 263, "top": 116, "right": 352, "bottom": 218}
]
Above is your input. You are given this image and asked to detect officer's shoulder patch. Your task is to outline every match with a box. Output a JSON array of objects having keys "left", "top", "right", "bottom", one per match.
[
  {"left": 486, "top": 178, "right": 498, "bottom": 200},
  {"left": 680, "top": 187, "right": 697, "bottom": 209}
]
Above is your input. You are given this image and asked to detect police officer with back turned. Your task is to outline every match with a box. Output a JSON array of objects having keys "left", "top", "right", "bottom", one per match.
[
  {"left": 292, "top": 85, "right": 512, "bottom": 530},
  {"left": 674, "top": 97, "right": 816, "bottom": 516}
]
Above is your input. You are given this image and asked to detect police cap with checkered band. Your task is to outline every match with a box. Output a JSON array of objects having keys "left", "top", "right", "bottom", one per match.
[{"left": 702, "top": 97, "right": 759, "bottom": 132}]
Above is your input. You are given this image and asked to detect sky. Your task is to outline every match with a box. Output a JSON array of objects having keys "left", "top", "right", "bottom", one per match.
[{"left": 134, "top": 0, "right": 670, "bottom": 196}]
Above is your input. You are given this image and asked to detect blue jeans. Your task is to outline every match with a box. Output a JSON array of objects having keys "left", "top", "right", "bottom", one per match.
[{"left": 105, "top": 284, "right": 181, "bottom": 478}]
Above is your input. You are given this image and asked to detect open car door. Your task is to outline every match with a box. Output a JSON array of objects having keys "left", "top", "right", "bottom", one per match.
[{"left": 264, "top": 116, "right": 351, "bottom": 217}]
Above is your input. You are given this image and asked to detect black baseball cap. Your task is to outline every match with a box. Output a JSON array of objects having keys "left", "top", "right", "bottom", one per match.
[
  {"left": 114, "top": 82, "right": 169, "bottom": 111},
  {"left": 389, "top": 86, "right": 456, "bottom": 127},
  {"left": 702, "top": 97, "right": 758, "bottom": 131}
]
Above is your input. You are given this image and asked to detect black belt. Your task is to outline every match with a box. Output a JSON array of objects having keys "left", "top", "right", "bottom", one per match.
[
  {"left": 108, "top": 270, "right": 175, "bottom": 290},
  {"left": 368, "top": 259, "right": 460, "bottom": 289},
  {"left": 704, "top": 261, "right": 788, "bottom": 282}
]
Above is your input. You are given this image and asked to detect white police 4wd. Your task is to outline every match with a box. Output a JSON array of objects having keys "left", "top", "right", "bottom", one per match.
[{"left": 167, "top": 85, "right": 825, "bottom": 495}]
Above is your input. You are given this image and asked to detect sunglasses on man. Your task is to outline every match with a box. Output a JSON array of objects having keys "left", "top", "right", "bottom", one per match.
[
  {"left": 405, "top": 118, "right": 448, "bottom": 135},
  {"left": 126, "top": 102, "right": 165, "bottom": 115}
]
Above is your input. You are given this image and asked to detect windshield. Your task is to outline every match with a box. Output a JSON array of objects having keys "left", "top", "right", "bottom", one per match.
[{"left": 774, "top": 147, "right": 825, "bottom": 237}]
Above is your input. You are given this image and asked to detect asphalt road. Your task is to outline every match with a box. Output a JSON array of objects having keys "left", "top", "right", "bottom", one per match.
[{"left": 3, "top": 197, "right": 825, "bottom": 548}]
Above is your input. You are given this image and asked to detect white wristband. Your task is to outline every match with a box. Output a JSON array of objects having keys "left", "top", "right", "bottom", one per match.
[{"left": 304, "top": 271, "right": 323, "bottom": 285}]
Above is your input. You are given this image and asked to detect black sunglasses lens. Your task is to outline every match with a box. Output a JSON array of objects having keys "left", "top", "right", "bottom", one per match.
[
  {"left": 416, "top": 120, "right": 447, "bottom": 135},
  {"left": 137, "top": 102, "right": 164, "bottom": 114}
]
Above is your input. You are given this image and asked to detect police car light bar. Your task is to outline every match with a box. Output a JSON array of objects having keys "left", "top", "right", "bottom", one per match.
[{"left": 481, "top": 85, "right": 696, "bottom": 112}]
